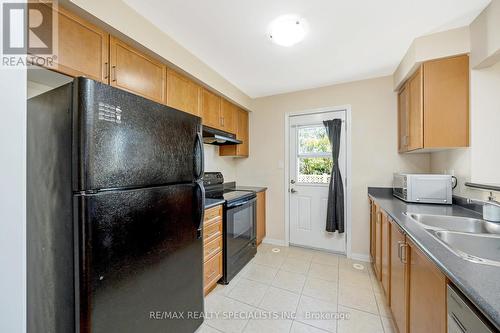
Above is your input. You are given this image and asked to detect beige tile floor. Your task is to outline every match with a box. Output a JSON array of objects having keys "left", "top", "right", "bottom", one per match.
[{"left": 196, "top": 244, "right": 397, "bottom": 333}]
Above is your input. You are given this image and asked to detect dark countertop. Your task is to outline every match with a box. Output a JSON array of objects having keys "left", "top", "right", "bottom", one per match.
[
  {"left": 368, "top": 187, "right": 500, "bottom": 330},
  {"left": 232, "top": 185, "right": 267, "bottom": 193},
  {"left": 223, "top": 181, "right": 267, "bottom": 193},
  {"left": 204, "top": 198, "right": 224, "bottom": 209}
]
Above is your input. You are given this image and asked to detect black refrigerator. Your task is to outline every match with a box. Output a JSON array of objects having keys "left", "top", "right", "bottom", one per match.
[{"left": 27, "top": 77, "right": 205, "bottom": 333}]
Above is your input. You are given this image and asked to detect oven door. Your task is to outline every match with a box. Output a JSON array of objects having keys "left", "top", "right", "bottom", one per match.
[{"left": 223, "top": 196, "right": 257, "bottom": 283}]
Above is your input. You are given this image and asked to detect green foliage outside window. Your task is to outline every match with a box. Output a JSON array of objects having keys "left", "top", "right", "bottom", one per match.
[{"left": 298, "top": 126, "right": 333, "bottom": 176}]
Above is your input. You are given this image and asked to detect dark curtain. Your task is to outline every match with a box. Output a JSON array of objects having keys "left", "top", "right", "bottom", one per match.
[{"left": 323, "top": 119, "right": 344, "bottom": 233}]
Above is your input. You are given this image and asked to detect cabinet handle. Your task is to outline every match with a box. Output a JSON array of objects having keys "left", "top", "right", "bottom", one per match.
[
  {"left": 397, "top": 241, "right": 403, "bottom": 260},
  {"left": 401, "top": 243, "right": 408, "bottom": 264},
  {"left": 104, "top": 62, "right": 109, "bottom": 80},
  {"left": 220, "top": 116, "right": 225, "bottom": 127},
  {"left": 450, "top": 312, "right": 467, "bottom": 333},
  {"left": 111, "top": 65, "right": 117, "bottom": 82}
]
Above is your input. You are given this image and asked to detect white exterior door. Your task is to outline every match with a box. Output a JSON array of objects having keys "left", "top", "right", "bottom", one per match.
[{"left": 289, "top": 111, "right": 347, "bottom": 253}]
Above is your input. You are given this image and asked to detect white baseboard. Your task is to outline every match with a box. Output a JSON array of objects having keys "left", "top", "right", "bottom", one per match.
[
  {"left": 261, "top": 238, "right": 287, "bottom": 246},
  {"left": 349, "top": 253, "right": 371, "bottom": 262}
]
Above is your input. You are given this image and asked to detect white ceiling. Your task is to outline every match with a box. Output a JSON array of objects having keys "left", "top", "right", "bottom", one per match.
[{"left": 123, "top": 0, "right": 490, "bottom": 98}]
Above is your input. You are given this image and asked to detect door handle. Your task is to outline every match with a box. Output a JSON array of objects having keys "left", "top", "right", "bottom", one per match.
[
  {"left": 290, "top": 188, "right": 297, "bottom": 193},
  {"left": 290, "top": 179, "right": 296, "bottom": 184}
]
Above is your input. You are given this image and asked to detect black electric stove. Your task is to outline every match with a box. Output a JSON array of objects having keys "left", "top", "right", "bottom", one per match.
[{"left": 203, "top": 172, "right": 257, "bottom": 284}]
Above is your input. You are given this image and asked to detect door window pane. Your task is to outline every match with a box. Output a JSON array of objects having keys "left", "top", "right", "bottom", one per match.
[
  {"left": 298, "top": 157, "right": 332, "bottom": 184},
  {"left": 298, "top": 126, "right": 331, "bottom": 154}
]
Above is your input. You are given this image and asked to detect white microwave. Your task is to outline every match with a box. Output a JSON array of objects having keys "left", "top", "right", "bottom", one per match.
[{"left": 393, "top": 173, "right": 453, "bottom": 204}]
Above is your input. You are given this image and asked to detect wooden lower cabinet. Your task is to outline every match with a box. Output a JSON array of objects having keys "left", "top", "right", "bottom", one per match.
[
  {"left": 374, "top": 204, "right": 382, "bottom": 280},
  {"left": 408, "top": 238, "right": 447, "bottom": 333},
  {"left": 369, "top": 198, "right": 376, "bottom": 261},
  {"left": 381, "top": 212, "right": 391, "bottom": 299},
  {"left": 204, "top": 252, "right": 223, "bottom": 295},
  {"left": 256, "top": 190, "right": 266, "bottom": 245},
  {"left": 368, "top": 201, "right": 449, "bottom": 333},
  {"left": 389, "top": 219, "right": 409, "bottom": 333},
  {"left": 203, "top": 205, "right": 223, "bottom": 295}
]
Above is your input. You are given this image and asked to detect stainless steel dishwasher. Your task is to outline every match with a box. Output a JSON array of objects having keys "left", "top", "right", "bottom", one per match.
[{"left": 447, "top": 285, "right": 495, "bottom": 333}]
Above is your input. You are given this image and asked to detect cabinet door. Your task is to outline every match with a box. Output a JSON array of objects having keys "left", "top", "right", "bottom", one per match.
[
  {"left": 369, "top": 199, "right": 376, "bottom": 262},
  {"left": 256, "top": 191, "right": 266, "bottom": 245},
  {"left": 236, "top": 108, "right": 249, "bottom": 156},
  {"left": 41, "top": 6, "right": 109, "bottom": 82},
  {"left": 374, "top": 204, "right": 382, "bottom": 280},
  {"left": 166, "top": 68, "right": 200, "bottom": 116},
  {"left": 398, "top": 84, "right": 409, "bottom": 152},
  {"left": 221, "top": 99, "right": 237, "bottom": 134},
  {"left": 423, "top": 55, "right": 469, "bottom": 148},
  {"left": 381, "top": 213, "right": 391, "bottom": 299},
  {"left": 201, "top": 89, "right": 222, "bottom": 129},
  {"left": 109, "top": 36, "right": 166, "bottom": 104},
  {"left": 407, "top": 67, "right": 424, "bottom": 151},
  {"left": 408, "top": 239, "right": 447, "bottom": 333},
  {"left": 390, "top": 221, "right": 408, "bottom": 333},
  {"left": 219, "top": 108, "right": 249, "bottom": 157}
]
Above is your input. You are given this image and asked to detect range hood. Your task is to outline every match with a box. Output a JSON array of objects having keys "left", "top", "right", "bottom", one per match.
[{"left": 202, "top": 126, "right": 242, "bottom": 145}]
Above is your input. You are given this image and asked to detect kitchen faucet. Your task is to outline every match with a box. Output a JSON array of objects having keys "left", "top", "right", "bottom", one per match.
[{"left": 467, "top": 192, "right": 500, "bottom": 222}]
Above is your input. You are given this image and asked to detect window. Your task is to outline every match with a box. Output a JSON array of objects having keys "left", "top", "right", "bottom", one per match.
[{"left": 297, "top": 126, "right": 332, "bottom": 184}]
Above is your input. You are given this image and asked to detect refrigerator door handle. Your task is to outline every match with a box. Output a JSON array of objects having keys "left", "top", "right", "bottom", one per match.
[
  {"left": 196, "top": 180, "right": 205, "bottom": 237},
  {"left": 195, "top": 131, "right": 204, "bottom": 180}
]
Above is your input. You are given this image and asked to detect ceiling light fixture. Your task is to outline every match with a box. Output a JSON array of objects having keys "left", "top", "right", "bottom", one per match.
[{"left": 268, "top": 15, "right": 307, "bottom": 47}]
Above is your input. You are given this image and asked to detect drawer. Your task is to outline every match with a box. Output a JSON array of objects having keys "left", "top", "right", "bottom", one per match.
[
  {"left": 204, "top": 205, "right": 222, "bottom": 225},
  {"left": 203, "top": 219, "right": 222, "bottom": 244},
  {"left": 204, "top": 235, "right": 222, "bottom": 260},
  {"left": 204, "top": 251, "right": 222, "bottom": 295}
]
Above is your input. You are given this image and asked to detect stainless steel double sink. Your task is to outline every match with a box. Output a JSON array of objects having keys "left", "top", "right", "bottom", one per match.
[{"left": 406, "top": 213, "right": 500, "bottom": 267}]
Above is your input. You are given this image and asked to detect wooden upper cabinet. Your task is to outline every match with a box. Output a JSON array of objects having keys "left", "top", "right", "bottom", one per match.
[
  {"left": 109, "top": 36, "right": 166, "bottom": 104},
  {"left": 39, "top": 6, "right": 109, "bottom": 82},
  {"left": 398, "top": 84, "right": 409, "bottom": 152},
  {"left": 397, "top": 55, "right": 469, "bottom": 153},
  {"left": 407, "top": 68, "right": 424, "bottom": 151},
  {"left": 220, "top": 99, "right": 237, "bottom": 134},
  {"left": 220, "top": 108, "right": 249, "bottom": 157},
  {"left": 381, "top": 213, "right": 391, "bottom": 299},
  {"left": 423, "top": 55, "right": 469, "bottom": 148},
  {"left": 237, "top": 109, "right": 249, "bottom": 156},
  {"left": 390, "top": 220, "right": 409, "bottom": 333},
  {"left": 408, "top": 238, "right": 447, "bottom": 333},
  {"left": 201, "top": 88, "right": 222, "bottom": 129},
  {"left": 166, "top": 68, "right": 200, "bottom": 116}
]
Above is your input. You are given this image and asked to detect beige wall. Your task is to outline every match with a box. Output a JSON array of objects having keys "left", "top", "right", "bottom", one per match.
[
  {"left": 393, "top": 27, "right": 470, "bottom": 90},
  {"left": 430, "top": 1, "right": 500, "bottom": 200},
  {"left": 204, "top": 145, "right": 238, "bottom": 182},
  {"left": 66, "top": 0, "right": 253, "bottom": 110},
  {"left": 470, "top": 0, "right": 500, "bottom": 68},
  {"left": 431, "top": 60, "right": 500, "bottom": 199},
  {"left": 237, "top": 76, "right": 430, "bottom": 256}
]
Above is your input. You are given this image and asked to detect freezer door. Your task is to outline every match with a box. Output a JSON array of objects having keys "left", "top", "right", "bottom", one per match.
[
  {"left": 74, "top": 183, "right": 204, "bottom": 333},
  {"left": 73, "top": 77, "right": 203, "bottom": 192}
]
